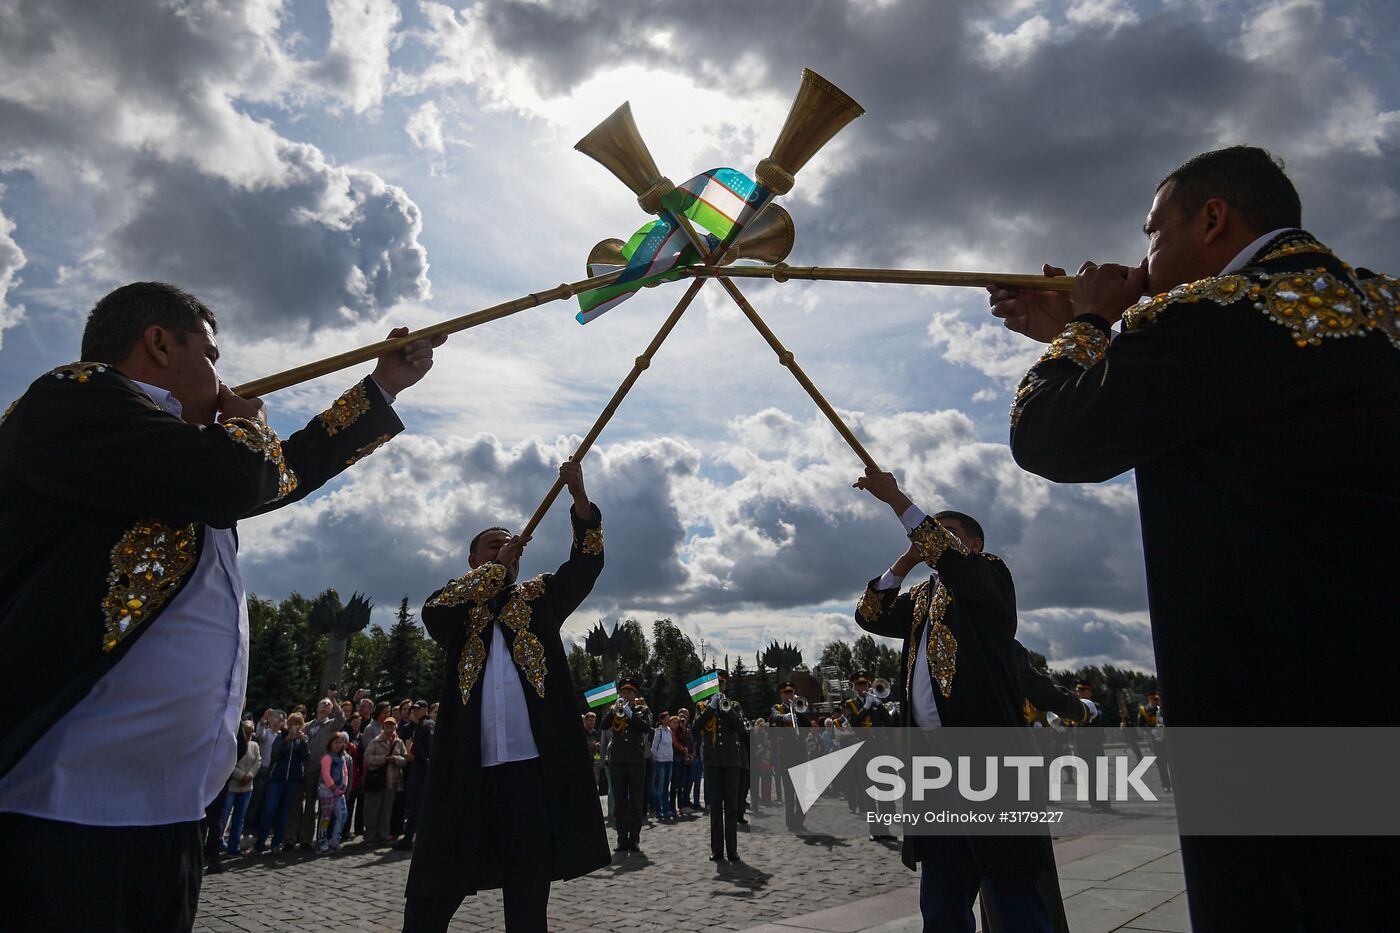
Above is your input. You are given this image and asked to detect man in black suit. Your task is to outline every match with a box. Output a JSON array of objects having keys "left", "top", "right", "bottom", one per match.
[
  {"left": 853, "top": 473, "right": 1063, "bottom": 933},
  {"left": 994, "top": 145, "right": 1399, "bottom": 931},
  {"left": 405, "top": 462, "right": 610, "bottom": 932},
  {"left": 693, "top": 672, "right": 746, "bottom": 863}
]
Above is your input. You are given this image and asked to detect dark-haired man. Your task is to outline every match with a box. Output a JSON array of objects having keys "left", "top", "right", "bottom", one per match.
[
  {"left": 853, "top": 472, "right": 1069, "bottom": 933},
  {"left": 994, "top": 145, "right": 1399, "bottom": 931},
  {"left": 767, "top": 681, "right": 811, "bottom": 832},
  {"left": 693, "top": 670, "right": 745, "bottom": 862},
  {"left": 0, "top": 281, "right": 441, "bottom": 928},
  {"left": 405, "top": 461, "right": 609, "bottom": 932}
]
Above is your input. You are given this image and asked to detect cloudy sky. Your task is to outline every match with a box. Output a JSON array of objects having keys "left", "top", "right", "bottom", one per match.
[{"left": 3, "top": 0, "right": 1397, "bottom": 674}]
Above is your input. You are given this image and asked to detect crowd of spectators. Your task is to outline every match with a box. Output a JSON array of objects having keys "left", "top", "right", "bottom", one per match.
[{"left": 202, "top": 688, "right": 438, "bottom": 870}]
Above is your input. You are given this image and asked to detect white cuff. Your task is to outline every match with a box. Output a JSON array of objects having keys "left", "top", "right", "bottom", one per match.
[
  {"left": 876, "top": 569, "right": 904, "bottom": 591},
  {"left": 899, "top": 504, "right": 928, "bottom": 534},
  {"left": 370, "top": 375, "right": 397, "bottom": 405},
  {"left": 1080, "top": 699, "right": 1099, "bottom": 721}
]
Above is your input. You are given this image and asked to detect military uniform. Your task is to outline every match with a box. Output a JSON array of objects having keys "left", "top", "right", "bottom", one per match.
[
  {"left": 601, "top": 682, "right": 651, "bottom": 852},
  {"left": 694, "top": 697, "right": 745, "bottom": 860},
  {"left": 766, "top": 694, "right": 811, "bottom": 831}
]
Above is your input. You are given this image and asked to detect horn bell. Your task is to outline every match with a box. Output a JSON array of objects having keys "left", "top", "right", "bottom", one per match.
[
  {"left": 575, "top": 101, "right": 675, "bottom": 213},
  {"left": 756, "top": 69, "right": 864, "bottom": 195},
  {"left": 586, "top": 238, "right": 628, "bottom": 274},
  {"left": 722, "top": 204, "right": 795, "bottom": 265}
]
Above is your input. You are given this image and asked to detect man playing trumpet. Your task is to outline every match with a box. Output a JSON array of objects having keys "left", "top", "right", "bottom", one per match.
[
  {"left": 693, "top": 670, "right": 746, "bottom": 864},
  {"left": 767, "top": 681, "right": 811, "bottom": 832},
  {"left": 404, "top": 462, "right": 609, "bottom": 933},
  {"left": 602, "top": 676, "right": 652, "bottom": 855},
  {"left": 992, "top": 145, "right": 1398, "bottom": 932},
  {"left": 0, "top": 281, "right": 438, "bottom": 930}
]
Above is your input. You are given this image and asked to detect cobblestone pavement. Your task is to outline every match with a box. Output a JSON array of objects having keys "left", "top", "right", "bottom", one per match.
[
  {"left": 196, "top": 797, "right": 923, "bottom": 933},
  {"left": 198, "top": 765, "right": 1175, "bottom": 933}
]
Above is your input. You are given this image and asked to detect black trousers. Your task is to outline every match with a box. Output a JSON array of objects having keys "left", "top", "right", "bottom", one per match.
[
  {"left": 609, "top": 762, "right": 645, "bottom": 846},
  {"left": 402, "top": 759, "right": 551, "bottom": 933},
  {"left": 0, "top": 812, "right": 203, "bottom": 932},
  {"left": 706, "top": 766, "right": 741, "bottom": 858}
]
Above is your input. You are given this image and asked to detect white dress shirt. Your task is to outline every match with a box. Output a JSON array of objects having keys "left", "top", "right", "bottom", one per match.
[
  {"left": 872, "top": 504, "right": 943, "bottom": 729},
  {"left": 1222, "top": 228, "right": 1296, "bottom": 276},
  {"left": 0, "top": 382, "right": 246, "bottom": 825},
  {"left": 479, "top": 618, "right": 540, "bottom": 766}
]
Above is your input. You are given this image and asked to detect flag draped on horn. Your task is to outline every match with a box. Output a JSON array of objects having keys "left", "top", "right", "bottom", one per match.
[{"left": 575, "top": 167, "right": 773, "bottom": 324}]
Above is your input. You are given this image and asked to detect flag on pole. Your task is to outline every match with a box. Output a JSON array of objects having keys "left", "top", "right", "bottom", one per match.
[
  {"left": 575, "top": 166, "right": 773, "bottom": 324},
  {"left": 687, "top": 671, "right": 721, "bottom": 702},
  {"left": 585, "top": 681, "right": 619, "bottom": 708}
]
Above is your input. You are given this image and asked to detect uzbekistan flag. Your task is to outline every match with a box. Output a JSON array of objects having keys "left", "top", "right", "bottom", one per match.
[
  {"left": 687, "top": 671, "right": 721, "bottom": 702},
  {"left": 575, "top": 166, "right": 772, "bottom": 324},
  {"left": 585, "top": 681, "right": 619, "bottom": 709}
]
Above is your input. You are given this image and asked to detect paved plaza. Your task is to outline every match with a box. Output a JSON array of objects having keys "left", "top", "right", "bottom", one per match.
[{"left": 197, "top": 783, "right": 1188, "bottom": 932}]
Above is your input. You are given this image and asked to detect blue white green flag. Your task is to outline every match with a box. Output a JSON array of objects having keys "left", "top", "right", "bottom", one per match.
[
  {"left": 687, "top": 671, "right": 721, "bottom": 702},
  {"left": 585, "top": 681, "right": 619, "bottom": 708},
  {"left": 575, "top": 166, "right": 773, "bottom": 324}
]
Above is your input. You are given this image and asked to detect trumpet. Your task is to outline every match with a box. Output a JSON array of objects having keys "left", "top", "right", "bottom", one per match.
[
  {"left": 790, "top": 695, "right": 809, "bottom": 715},
  {"left": 871, "top": 678, "right": 891, "bottom": 701},
  {"left": 718, "top": 693, "right": 737, "bottom": 713}
]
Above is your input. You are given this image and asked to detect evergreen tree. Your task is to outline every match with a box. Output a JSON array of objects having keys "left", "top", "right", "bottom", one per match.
[
  {"left": 381, "top": 596, "right": 431, "bottom": 701},
  {"left": 613, "top": 619, "right": 650, "bottom": 679}
]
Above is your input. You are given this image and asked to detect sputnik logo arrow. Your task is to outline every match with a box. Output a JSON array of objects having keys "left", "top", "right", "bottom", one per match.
[{"left": 788, "top": 741, "right": 865, "bottom": 814}]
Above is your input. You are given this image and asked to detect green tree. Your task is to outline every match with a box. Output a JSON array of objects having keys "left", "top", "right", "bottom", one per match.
[
  {"left": 819, "top": 640, "right": 855, "bottom": 677},
  {"left": 343, "top": 626, "right": 389, "bottom": 700},
  {"left": 246, "top": 591, "right": 321, "bottom": 711},
  {"left": 613, "top": 619, "right": 650, "bottom": 679},
  {"left": 567, "top": 642, "right": 604, "bottom": 705},
  {"left": 645, "top": 619, "right": 703, "bottom": 713},
  {"left": 381, "top": 596, "right": 432, "bottom": 701}
]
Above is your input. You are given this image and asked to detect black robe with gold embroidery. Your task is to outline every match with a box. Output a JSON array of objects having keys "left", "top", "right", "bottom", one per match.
[
  {"left": 407, "top": 505, "right": 609, "bottom": 900},
  {"left": 855, "top": 517, "right": 1070, "bottom": 933},
  {"left": 1009, "top": 230, "right": 1400, "bottom": 931},
  {"left": 0, "top": 364, "right": 402, "bottom": 781}
]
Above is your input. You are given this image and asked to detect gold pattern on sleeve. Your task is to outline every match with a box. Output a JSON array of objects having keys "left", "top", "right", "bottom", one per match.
[
  {"left": 426, "top": 562, "right": 509, "bottom": 608},
  {"left": 904, "top": 581, "right": 956, "bottom": 699},
  {"left": 317, "top": 382, "right": 371, "bottom": 436},
  {"left": 577, "top": 526, "right": 604, "bottom": 556},
  {"left": 857, "top": 585, "right": 885, "bottom": 624},
  {"left": 101, "top": 520, "right": 199, "bottom": 651},
  {"left": 909, "top": 516, "right": 969, "bottom": 567},
  {"left": 518, "top": 575, "right": 547, "bottom": 602},
  {"left": 49, "top": 362, "right": 110, "bottom": 383},
  {"left": 222, "top": 417, "right": 298, "bottom": 499},
  {"left": 345, "top": 433, "right": 392, "bottom": 466},
  {"left": 1009, "top": 320, "right": 1111, "bottom": 428},
  {"left": 1042, "top": 320, "right": 1110, "bottom": 370}
]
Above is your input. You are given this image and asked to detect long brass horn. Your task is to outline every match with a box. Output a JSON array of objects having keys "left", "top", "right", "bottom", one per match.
[
  {"left": 575, "top": 102, "right": 675, "bottom": 214},
  {"left": 756, "top": 69, "right": 865, "bottom": 195},
  {"left": 721, "top": 204, "right": 795, "bottom": 265},
  {"left": 586, "top": 238, "right": 628, "bottom": 271}
]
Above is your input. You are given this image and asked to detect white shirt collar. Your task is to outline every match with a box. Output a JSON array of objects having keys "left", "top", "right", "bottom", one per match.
[
  {"left": 130, "top": 379, "right": 184, "bottom": 419},
  {"left": 1221, "top": 228, "right": 1297, "bottom": 275}
]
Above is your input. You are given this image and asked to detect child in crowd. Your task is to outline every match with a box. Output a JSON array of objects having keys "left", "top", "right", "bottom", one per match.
[{"left": 317, "top": 732, "right": 353, "bottom": 853}]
